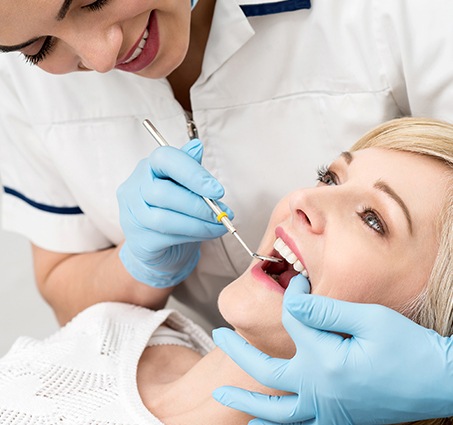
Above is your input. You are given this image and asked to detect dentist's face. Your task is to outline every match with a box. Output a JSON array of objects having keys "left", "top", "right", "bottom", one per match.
[
  {"left": 218, "top": 148, "right": 449, "bottom": 358},
  {"left": 0, "top": 0, "right": 192, "bottom": 77}
]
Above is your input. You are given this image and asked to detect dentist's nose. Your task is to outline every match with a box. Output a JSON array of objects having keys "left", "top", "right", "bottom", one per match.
[
  {"left": 74, "top": 25, "right": 122, "bottom": 73},
  {"left": 289, "top": 187, "right": 328, "bottom": 235}
]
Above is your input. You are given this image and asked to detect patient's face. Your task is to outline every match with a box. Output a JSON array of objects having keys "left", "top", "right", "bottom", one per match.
[{"left": 218, "top": 147, "right": 449, "bottom": 358}]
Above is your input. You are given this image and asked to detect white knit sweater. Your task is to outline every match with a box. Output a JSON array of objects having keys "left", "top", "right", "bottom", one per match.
[{"left": 0, "top": 303, "right": 215, "bottom": 424}]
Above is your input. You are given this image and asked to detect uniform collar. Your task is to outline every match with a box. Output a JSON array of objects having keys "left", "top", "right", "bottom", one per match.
[
  {"left": 195, "top": 0, "right": 311, "bottom": 88},
  {"left": 237, "top": 0, "right": 311, "bottom": 17}
]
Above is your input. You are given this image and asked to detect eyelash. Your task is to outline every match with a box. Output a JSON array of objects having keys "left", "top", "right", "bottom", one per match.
[
  {"left": 84, "top": 0, "right": 111, "bottom": 12},
  {"left": 23, "top": 36, "right": 56, "bottom": 66},
  {"left": 22, "top": 0, "right": 111, "bottom": 66},
  {"left": 316, "top": 165, "right": 337, "bottom": 185},
  {"left": 357, "top": 207, "right": 387, "bottom": 236},
  {"left": 316, "top": 165, "right": 387, "bottom": 236}
]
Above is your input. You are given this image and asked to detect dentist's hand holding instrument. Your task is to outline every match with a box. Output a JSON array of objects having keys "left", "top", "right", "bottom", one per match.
[
  {"left": 117, "top": 129, "right": 231, "bottom": 288},
  {"left": 117, "top": 119, "right": 280, "bottom": 288},
  {"left": 142, "top": 120, "right": 282, "bottom": 263}
]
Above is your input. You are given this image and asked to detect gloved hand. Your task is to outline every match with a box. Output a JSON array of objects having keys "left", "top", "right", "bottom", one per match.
[
  {"left": 213, "top": 275, "right": 453, "bottom": 425},
  {"left": 117, "top": 138, "right": 232, "bottom": 287}
]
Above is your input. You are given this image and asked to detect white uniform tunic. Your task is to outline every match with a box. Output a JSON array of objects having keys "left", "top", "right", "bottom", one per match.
[{"left": 1, "top": 0, "right": 453, "bottom": 327}]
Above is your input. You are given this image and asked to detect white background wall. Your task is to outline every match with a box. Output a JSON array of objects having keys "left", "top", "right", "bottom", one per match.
[{"left": 0, "top": 195, "right": 57, "bottom": 356}]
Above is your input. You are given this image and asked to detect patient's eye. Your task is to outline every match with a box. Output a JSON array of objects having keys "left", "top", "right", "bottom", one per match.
[
  {"left": 316, "top": 165, "right": 337, "bottom": 186},
  {"left": 358, "top": 207, "right": 387, "bottom": 236}
]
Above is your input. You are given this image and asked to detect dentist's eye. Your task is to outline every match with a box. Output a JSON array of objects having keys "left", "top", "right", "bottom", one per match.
[
  {"left": 316, "top": 165, "right": 337, "bottom": 186},
  {"left": 358, "top": 207, "right": 386, "bottom": 236},
  {"left": 22, "top": 36, "right": 56, "bottom": 66},
  {"left": 83, "top": 0, "right": 111, "bottom": 12}
]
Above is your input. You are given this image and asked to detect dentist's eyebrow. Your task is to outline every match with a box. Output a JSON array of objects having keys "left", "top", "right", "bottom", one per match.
[
  {"left": 56, "top": 0, "right": 74, "bottom": 20},
  {"left": 374, "top": 180, "right": 413, "bottom": 235},
  {"left": 0, "top": 0, "right": 72, "bottom": 53}
]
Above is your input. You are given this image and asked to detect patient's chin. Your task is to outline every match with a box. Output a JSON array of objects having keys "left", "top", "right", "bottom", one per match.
[
  {"left": 217, "top": 277, "right": 295, "bottom": 358},
  {"left": 236, "top": 328, "right": 296, "bottom": 360}
]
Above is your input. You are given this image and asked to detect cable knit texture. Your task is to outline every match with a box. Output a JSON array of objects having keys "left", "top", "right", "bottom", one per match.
[{"left": 0, "top": 303, "right": 215, "bottom": 424}]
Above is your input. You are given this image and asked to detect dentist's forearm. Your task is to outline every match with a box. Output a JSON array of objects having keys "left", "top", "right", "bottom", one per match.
[{"left": 32, "top": 243, "right": 174, "bottom": 325}]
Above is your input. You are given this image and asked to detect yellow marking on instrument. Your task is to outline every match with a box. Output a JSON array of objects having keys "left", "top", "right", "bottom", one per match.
[{"left": 216, "top": 212, "right": 228, "bottom": 222}]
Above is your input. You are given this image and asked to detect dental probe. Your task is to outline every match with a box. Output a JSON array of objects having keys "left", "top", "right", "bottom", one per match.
[{"left": 143, "top": 119, "right": 282, "bottom": 263}]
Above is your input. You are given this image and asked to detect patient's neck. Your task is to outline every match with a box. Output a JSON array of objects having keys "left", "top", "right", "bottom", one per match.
[{"left": 138, "top": 344, "right": 278, "bottom": 424}]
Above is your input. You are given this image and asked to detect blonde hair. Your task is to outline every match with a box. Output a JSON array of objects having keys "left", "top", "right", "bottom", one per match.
[{"left": 350, "top": 117, "right": 453, "bottom": 425}]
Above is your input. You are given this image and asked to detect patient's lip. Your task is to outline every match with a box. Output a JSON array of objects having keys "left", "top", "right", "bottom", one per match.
[{"left": 251, "top": 263, "right": 285, "bottom": 294}]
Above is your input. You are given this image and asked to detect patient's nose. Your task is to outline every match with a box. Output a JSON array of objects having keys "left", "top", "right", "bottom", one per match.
[{"left": 289, "top": 187, "right": 327, "bottom": 235}]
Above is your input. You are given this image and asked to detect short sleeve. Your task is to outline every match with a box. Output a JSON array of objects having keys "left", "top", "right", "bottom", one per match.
[{"left": 0, "top": 55, "right": 112, "bottom": 252}]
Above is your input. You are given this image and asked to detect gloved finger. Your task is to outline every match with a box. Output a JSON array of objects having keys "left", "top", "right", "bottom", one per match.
[
  {"left": 139, "top": 178, "right": 234, "bottom": 223},
  {"left": 281, "top": 275, "right": 311, "bottom": 346},
  {"left": 180, "top": 138, "right": 204, "bottom": 163},
  {"left": 281, "top": 275, "right": 341, "bottom": 349},
  {"left": 249, "top": 421, "right": 306, "bottom": 425},
  {"left": 285, "top": 294, "right": 385, "bottom": 337},
  {"left": 281, "top": 298, "right": 346, "bottom": 356},
  {"left": 212, "top": 328, "right": 291, "bottom": 392},
  {"left": 135, "top": 207, "right": 229, "bottom": 241},
  {"left": 284, "top": 274, "right": 311, "bottom": 299},
  {"left": 213, "top": 387, "right": 314, "bottom": 423},
  {"left": 150, "top": 145, "right": 224, "bottom": 199}
]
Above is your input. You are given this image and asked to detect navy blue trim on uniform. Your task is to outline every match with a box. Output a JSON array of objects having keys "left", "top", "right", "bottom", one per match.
[
  {"left": 3, "top": 186, "right": 83, "bottom": 215},
  {"left": 240, "top": 0, "right": 311, "bottom": 17}
]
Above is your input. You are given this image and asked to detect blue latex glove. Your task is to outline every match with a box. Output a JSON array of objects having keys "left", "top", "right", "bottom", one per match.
[
  {"left": 117, "top": 138, "right": 232, "bottom": 287},
  {"left": 213, "top": 275, "right": 453, "bottom": 425}
]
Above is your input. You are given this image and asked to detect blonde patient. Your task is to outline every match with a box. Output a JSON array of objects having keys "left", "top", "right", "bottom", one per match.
[{"left": 0, "top": 117, "right": 452, "bottom": 425}]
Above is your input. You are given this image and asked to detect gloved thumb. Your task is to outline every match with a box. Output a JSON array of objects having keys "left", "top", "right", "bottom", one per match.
[
  {"left": 181, "top": 138, "right": 203, "bottom": 164},
  {"left": 284, "top": 274, "right": 311, "bottom": 301}
]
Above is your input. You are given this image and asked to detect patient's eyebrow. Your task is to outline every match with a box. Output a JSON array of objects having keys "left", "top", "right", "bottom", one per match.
[
  {"left": 340, "top": 151, "right": 353, "bottom": 164},
  {"left": 0, "top": 0, "right": 73, "bottom": 52},
  {"left": 375, "top": 180, "right": 413, "bottom": 235}
]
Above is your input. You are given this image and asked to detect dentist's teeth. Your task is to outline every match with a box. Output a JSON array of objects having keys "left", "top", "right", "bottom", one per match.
[
  {"left": 139, "top": 37, "right": 147, "bottom": 49},
  {"left": 272, "top": 237, "right": 309, "bottom": 278},
  {"left": 123, "top": 29, "right": 149, "bottom": 64}
]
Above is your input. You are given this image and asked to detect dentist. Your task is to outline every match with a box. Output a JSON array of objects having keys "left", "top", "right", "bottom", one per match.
[{"left": 0, "top": 1, "right": 453, "bottom": 423}]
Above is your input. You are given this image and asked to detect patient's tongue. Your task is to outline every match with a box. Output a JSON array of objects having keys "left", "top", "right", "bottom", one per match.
[{"left": 278, "top": 269, "right": 299, "bottom": 289}]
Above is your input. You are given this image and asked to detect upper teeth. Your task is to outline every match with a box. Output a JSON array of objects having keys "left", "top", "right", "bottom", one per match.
[
  {"left": 273, "top": 237, "right": 309, "bottom": 278},
  {"left": 123, "top": 29, "right": 149, "bottom": 64}
]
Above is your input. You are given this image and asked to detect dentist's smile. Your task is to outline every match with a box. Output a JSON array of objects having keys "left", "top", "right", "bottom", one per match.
[{"left": 116, "top": 11, "right": 159, "bottom": 72}]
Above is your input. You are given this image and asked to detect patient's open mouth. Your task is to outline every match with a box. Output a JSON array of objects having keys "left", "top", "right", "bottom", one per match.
[{"left": 261, "top": 238, "right": 309, "bottom": 290}]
